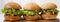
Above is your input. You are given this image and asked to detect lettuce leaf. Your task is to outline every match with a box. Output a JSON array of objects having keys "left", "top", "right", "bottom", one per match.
[
  {"left": 42, "top": 9, "right": 59, "bottom": 14},
  {"left": 1, "top": 9, "right": 5, "bottom": 13}
]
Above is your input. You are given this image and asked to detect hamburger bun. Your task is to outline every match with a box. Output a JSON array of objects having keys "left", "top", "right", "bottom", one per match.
[
  {"left": 41, "top": 2, "right": 57, "bottom": 9},
  {"left": 23, "top": 3, "right": 41, "bottom": 10},
  {"left": 5, "top": 16, "right": 21, "bottom": 20},
  {"left": 4, "top": 2, "right": 21, "bottom": 9},
  {"left": 23, "top": 14, "right": 41, "bottom": 20},
  {"left": 42, "top": 12, "right": 57, "bottom": 19}
]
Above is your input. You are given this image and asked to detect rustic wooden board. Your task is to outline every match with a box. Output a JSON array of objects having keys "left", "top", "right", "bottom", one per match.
[{"left": 4, "top": 19, "right": 59, "bottom": 22}]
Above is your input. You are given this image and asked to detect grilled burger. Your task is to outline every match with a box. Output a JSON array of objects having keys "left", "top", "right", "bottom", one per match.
[
  {"left": 23, "top": 3, "right": 41, "bottom": 20},
  {"left": 41, "top": 2, "right": 59, "bottom": 19}
]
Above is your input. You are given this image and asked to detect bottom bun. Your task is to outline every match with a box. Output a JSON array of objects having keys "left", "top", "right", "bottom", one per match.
[
  {"left": 4, "top": 15, "right": 21, "bottom": 21},
  {"left": 42, "top": 14, "right": 57, "bottom": 19},
  {"left": 23, "top": 14, "right": 41, "bottom": 20},
  {"left": 42, "top": 12, "right": 57, "bottom": 19}
]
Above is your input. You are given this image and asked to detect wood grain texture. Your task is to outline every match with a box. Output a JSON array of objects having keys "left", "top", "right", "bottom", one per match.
[{"left": 4, "top": 19, "right": 59, "bottom": 22}]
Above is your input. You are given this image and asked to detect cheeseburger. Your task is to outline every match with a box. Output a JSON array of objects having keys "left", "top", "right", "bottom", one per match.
[
  {"left": 2, "top": 2, "right": 22, "bottom": 20},
  {"left": 41, "top": 2, "right": 59, "bottom": 19},
  {"left": 23, "top": 3, "right": 41, "bottom": 20}
]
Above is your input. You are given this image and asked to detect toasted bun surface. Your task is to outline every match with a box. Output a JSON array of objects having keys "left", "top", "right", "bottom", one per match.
[
  {"left": 4, "top": 2, "right": 21, "bottom": 9},
  {"left": 23, "top": 3, "right": 41, "bottom": 10},
  {"left": 41, "top": 2, "right": 57, "bottom": 9}
]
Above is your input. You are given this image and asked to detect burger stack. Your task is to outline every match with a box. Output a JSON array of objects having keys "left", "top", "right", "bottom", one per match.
[
  {"left": 1, "top": 2, "right": 59, "bottom": 22},
  {"left": 41, "top": 2, "right": 59, "bottom": 19},
  {"left": 23, "top": 3, "right": 41, "bottom": 20},
  {"left": 2, "top": 2, "right": 22, "bottom": 21}
]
